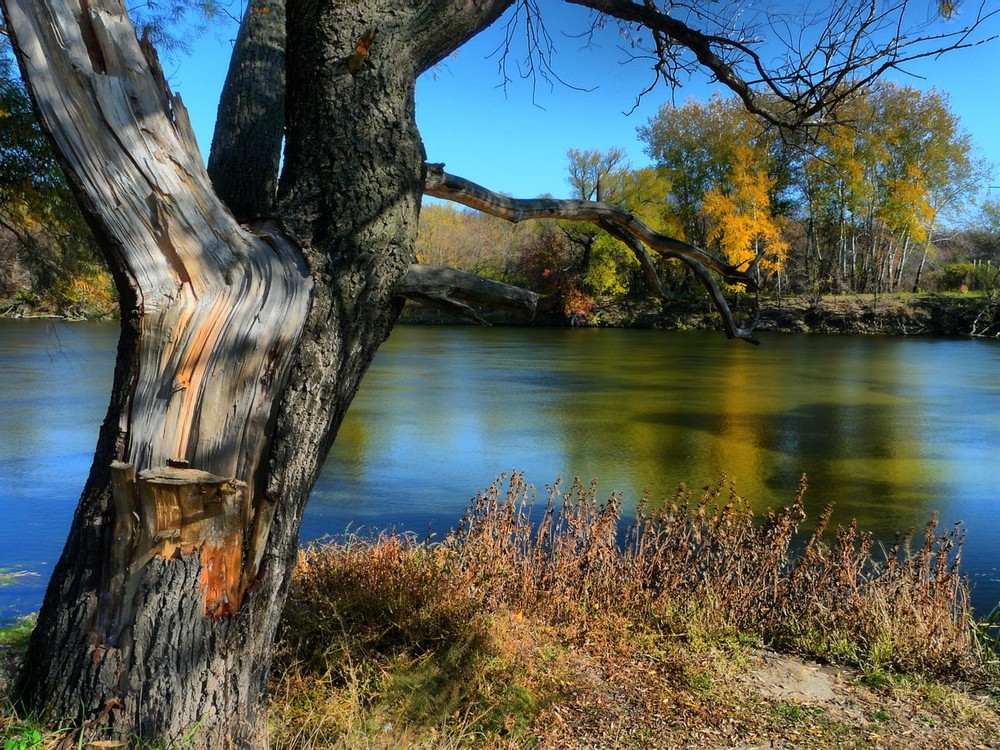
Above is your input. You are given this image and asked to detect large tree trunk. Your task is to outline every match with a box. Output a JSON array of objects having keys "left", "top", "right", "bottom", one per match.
[
  {"left": 3, "top": 0, "right": 511, "bottom": 746},
  {"left": 5, "top": 1, "right": 311, "bottom": 745}
]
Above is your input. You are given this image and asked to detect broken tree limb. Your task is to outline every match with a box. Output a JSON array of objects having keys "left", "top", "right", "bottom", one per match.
[
  {"left": 6, "top": 0, "right": 313, "bottom": 613},
  {"left": 424, "top": 164, "right": 759, "bottom": 342},
  {"left": 396, "top": 264, "right": 538, "bottom": 324},
  {"left": 424, "top": 164, "right": 750, "bottom": 285}
]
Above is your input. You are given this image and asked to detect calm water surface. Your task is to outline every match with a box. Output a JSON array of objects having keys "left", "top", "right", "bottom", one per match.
[{"left": 2, "top": 320, "right": 999, "bottom": 617}]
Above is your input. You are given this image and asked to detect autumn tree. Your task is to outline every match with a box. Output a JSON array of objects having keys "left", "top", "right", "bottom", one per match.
[
  {"left": 1, "top": 0, "right": 993, "bottom": 746},
  {"left": 792, "top": 82, "right": 980, "bottom": 295},
  {"left": 640, "top": 95, "right": 793, "bottom": 292},
  {"left": 415, "top": 203, "right": 527, "bottom": 281},
  {"left": 702, "top": 142, "right": 789, "bottom": 291}
]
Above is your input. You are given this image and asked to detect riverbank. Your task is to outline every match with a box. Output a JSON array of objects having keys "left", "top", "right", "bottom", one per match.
[
  {"left": 0, "top": 296, "right": 114, "bottom": 321},
  {"left": 6, "top": 291, "right": 1000, "bottom": 339},
  {"left": 402, "top": 292, "right": 1000, "bottom": 338},
  {"left": 3, "top": 477, "right": 998, "bottom": 748},
  {"left": 4, "top": 622, "right": 997, "bottom": 749}
]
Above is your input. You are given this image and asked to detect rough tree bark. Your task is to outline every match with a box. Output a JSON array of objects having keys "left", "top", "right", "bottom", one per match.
[
  {"left": 4, "top": 0, "right": 513, "bottom": 746},
  {"left": 207, "top": 0, "right": 285, "bottom": 219}
]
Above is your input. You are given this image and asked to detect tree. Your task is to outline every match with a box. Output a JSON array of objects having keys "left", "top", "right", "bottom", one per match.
[
  {"left": 640, "top": 96, "right": 791, "bottom": 288},
  {"left": 415, "top": 203, "right": 527, "bottom": 282},
  {"left": 1, "top": 0, "right": 993, "bottom": 746},
  {"left": 561, "top": 148, "right": 635, "bottom": 305},
  {"left": 702, "top": 142, "right": 789, "bottom": 288},
  {"left": 639, "top": 95, "right": 742, "bottom": 248},
  {"left": 789, "top": 83, "right": 980, "bottom": 295}
]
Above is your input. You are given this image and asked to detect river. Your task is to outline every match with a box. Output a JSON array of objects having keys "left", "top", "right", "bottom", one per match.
[{"left": 1, "top": 319, "right": 998, "bottom": 618}]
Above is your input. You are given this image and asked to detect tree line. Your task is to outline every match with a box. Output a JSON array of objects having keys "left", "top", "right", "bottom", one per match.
[
  {"left": 2, "top": 56, "right": 996, "bottom": 319},
  {"left": 418, "top": 83, "right": 998, "bottom": 320}
]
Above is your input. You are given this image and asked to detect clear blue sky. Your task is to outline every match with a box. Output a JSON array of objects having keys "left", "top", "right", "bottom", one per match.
[{"left": 171, "top": 2, "right": 1000, "bottom": 214}]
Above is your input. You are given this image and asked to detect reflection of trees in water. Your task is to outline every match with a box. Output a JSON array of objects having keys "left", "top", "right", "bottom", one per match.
[{"left": 320, "top": 326, "right": 988, "bottom": 559}]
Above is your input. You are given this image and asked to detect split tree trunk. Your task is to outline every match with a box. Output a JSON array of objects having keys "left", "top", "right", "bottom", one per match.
[
  {"left": 5, "top": 1, "right": 311, "bottom": 744},
  {"left": 3, "top": 0, "right": 512, "bottom": 745}
]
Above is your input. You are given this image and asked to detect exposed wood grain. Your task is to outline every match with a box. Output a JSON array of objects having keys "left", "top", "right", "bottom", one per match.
[{"left": 4, "top": 1, "right": 312, "bottom": 615}]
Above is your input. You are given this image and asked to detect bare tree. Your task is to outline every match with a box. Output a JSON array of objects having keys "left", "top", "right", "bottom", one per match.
[{"left": 1, "top": 0, "right": 992, "bottom": 746}]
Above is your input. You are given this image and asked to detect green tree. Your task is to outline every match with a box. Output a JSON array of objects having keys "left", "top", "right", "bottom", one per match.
[
  {"left": 566, "top": 146, "right": 629, "bottom": 203},
  {"left": 793, "top": 83, "right": 980, "bottom": 295},
  {"left": 638, "top": 96, "right": 734, "bottom": 248},
  {"left": 561, "top": 148, "right": 634, "bottom": 303}
]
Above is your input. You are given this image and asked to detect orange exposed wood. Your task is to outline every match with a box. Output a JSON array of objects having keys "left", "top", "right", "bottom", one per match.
[
  {"left": 109, "top": 464, "right": 249, "bottom": 620},
  {"left": 200, "top": 543, "right": 242, "bottom": 618}
]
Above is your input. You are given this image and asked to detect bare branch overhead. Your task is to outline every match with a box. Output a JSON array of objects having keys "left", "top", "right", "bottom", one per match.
[{"left": 566, "top": 0, "right": 998, "bottom": 126}]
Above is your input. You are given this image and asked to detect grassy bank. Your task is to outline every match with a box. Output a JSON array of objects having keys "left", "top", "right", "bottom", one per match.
[
  {"left": 3, "top": 476, "right": 999, "bottom": 748},
  {"left": 268, "top": 475, "right": 998, "bottom": 748}
]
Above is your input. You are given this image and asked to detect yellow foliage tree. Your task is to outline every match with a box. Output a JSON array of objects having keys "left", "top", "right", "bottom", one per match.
[{"left": 702, "top": 143, "right": 788, "bottom": 289}]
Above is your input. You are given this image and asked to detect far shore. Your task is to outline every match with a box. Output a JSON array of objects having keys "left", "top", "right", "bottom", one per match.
[
  {"left": 4, "top": 291, "right": 999, "bottom": 339},
  {"left": 402, "top": 291, "right": 1000, "bottom": 338}
]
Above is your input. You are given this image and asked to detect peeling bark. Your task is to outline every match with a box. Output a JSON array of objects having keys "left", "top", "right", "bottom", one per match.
[{"left": 4, "top": 0, "right": 309, "bottom": 744}]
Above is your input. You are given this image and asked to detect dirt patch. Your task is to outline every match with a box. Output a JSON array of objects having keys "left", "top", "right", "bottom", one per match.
[
  {"left": 528, "top": 639, "right": 1000, "bottom": 750},
  {"left": 748, "top": 649, "right": 843, "bottom": 703}
]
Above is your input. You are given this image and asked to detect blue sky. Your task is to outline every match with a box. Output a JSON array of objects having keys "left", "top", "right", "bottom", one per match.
[{"left": 171, "top": 2, "right": 1000, "bottom": 212}]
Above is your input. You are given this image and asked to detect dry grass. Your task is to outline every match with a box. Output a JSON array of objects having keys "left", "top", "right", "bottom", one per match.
[
  {"left": 2, "top": 474, "right": 995, "bottom": 748},
  {"left": 436, "top": 473, "right": 982, "bottom": 677},
  {"left": 267, "top": 474, "right": 997, "bottom": 748}
]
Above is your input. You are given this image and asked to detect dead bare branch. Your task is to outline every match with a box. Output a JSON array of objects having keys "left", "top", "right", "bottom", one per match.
[
  {"left": 566, "top": 0, "right": 998, "bottom": 126},
  {"left": 488, "top": 0, "right": 595, "bottom": 103},
  {"left": 424, "top": 163, "right": 759, "bottom": 343},
  {"left": 396, "top": 263, "right": 539, "bottom": 324}
]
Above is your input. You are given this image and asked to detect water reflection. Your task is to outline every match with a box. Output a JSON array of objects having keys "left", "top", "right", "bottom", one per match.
[
  {"left": 1, "top": 321, "right": 998, "bottom": 618},
  {"left": 311, "top": 328, "right": 1000, "bottom": 611}
]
